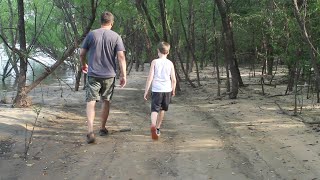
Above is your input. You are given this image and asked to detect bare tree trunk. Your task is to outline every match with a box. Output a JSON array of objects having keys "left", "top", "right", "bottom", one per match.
[
  {"left": 177, "top": 0, "right": 201, "bottom": 87},
  {"left": 253, "top": 46, "right": 258, "bottom": 77},
  {"left": 220, "top": 26, "right": 230, "bottom": 93},
  {"left": 14, "top": 0, "right": 29, "bottom": 107},
  {"left": 229, "top": 18, "right": 244, "bottom": 87},
  {"left": 199, "top": 0, "right": 208, "bottom": 70},
  {"left": 74, "top": 68, "right": 82, "bottom": 91},
  {"left": 143, "top": 20, "right": 153, "bottom": 64},
  {"left": 286, "top": 63, "right": 296, "bottom": 94},
  {"left": 215, "top": 0, "right": 239, "bottom": 99},
  {"left": 168, "top": 2, "right": 181, "bottom": 92},
  {"left": 292, "top": 0, "right": 320, "bottom": 90},
  {"left": 212, "top": 3, "right": 221, "bottom": 97},
  {"left": 176, "top": 48, "right": 196, "bottom": 88},
  {"left": 266, "top": 0, "right": 275, "bottom": 76},
  {"left": 173, "top": 16, "right": 196, "bottom": 89},
  {"left": 188, "top": 0, "right": 195, "bottom": 72},
  {"left": 171, "top": 47, "right": 182, "bottom": 92},
  {"left": 159, "top": 0, "right": 168, "bottom": 42},
  {"left": 200, "top": 11, "right": 207, "bottom": 69},
  {"left": 136, "top": 0, "right": 160, "bottom": 42}
]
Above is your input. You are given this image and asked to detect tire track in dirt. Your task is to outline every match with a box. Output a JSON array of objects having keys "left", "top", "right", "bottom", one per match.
[
  {"left": 190, "top": 95, "right": 320, "bottom": 180},
  {"left": 167, "top": 97, "right": 254, "bottom": 180},
  {"left": 192, "top": 104, "right": 279, "bottom": 180}
]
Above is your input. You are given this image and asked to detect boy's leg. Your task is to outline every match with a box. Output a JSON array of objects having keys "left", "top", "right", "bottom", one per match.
[
  {"left": 156, "top": 92, "right": 170, "bottom": 130},
  {"left": 101, "top": 100, "right": 110, "bottom": 129},
  {"left": 156, "top": 110, "right": 165, "bottom": 129},
  {"left": 151, "top": 92, "right": 162, "bottom": 140},
  {"left": 86, "top": 101, "right": 96, "bottom": 133},
  {"left": 151, "top": 111, "right": 158, "bottom": 127},
  {"left": 150, "top": 112, "right": 158, "bottom": 139}
]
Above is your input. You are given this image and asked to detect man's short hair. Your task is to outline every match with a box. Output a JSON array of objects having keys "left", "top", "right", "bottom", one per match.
[
  {"left": 101, "top": 11, "right": 114, "bottom": 25},
  {"left": 158, "top": 42, "right": 170, "bottom": 54}
]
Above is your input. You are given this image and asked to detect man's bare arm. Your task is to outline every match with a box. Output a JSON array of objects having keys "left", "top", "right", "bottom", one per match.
[
  {"left": 117, "top": 51, "right": 127, "bottom": 87},
  {"left": 80, "top": 48, "right": 87, "bottom": 66},
  {"left": 80, "top": 48, "right": 88, "bottom": 73}
]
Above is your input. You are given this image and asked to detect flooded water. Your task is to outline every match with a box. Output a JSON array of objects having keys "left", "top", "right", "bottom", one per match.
[{"left": 0, "top": 47, "right": 76, "bottom": 91}]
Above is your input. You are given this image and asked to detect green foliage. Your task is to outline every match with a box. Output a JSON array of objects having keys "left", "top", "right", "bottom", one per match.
[
  {"left": 1, "top": 0, "right": 320, "bottom": 86},
  {"left": 0, "top": 0, "right": 18, "bottom": 43}
]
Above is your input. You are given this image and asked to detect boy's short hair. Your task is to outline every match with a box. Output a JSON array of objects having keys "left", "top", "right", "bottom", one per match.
[
  {"left": 158, "top": 42, "right": 170, "bottom": 54},
  {"left": 101, "top": 11, "right": 114, "bottom": 25}
]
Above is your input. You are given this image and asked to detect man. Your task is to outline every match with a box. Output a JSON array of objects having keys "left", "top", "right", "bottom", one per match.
[{"left": 80, "top": 11, "right": 126, "bottom": 144}]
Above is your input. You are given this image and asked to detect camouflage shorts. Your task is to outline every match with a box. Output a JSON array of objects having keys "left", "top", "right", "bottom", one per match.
[{"left": 86, "top": 76, "right": 115, "bottom": 102}]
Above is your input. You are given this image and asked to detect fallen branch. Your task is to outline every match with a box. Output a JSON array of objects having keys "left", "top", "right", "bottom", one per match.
[
  {"left": 267, "top": 94, "right": 288, "bottom": 98},
  {"left": 296, "top": 115, "right": 320, "bottom": 124},
  {"left": 274, "top": 101, "right": 292, "bottom": 116}
]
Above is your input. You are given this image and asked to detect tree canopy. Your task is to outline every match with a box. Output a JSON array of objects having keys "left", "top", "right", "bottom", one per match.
[{"left": 0, "top": 0, "right": 319, "bottom": 106}]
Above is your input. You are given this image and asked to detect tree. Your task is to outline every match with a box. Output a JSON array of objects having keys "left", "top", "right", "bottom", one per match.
[
  {"left": 14, "top": 0, "right": 28, "bottom": 106},
  {"left": 292, "top": 0, "right": 320, "bottom": 95},
  {"left": 0, "top": 0, "right": 98, "bottom": 107},
  {"left": 215, "top": 0, "right": 240, "bottom": 99}
]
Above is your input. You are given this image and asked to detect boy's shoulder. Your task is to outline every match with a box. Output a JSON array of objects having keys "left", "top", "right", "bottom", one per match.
[
  {"left": 151, "top": 58, "right": 173, "bottom": 65},
  {"left": 152, "top": 58, "right": 172, "bottom": 62}
]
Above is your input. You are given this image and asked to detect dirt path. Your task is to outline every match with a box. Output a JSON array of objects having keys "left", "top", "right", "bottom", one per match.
[{"left": 1, "top": 67, "right": 320, "bottom": 180}]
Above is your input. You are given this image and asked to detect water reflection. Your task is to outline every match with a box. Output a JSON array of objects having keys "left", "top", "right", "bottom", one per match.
[{"left": 0, "top": 48, "right": 75, "bottom": 91}]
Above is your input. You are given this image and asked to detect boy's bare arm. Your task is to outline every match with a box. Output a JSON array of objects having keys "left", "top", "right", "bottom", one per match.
[
  {"left": 171, "top": 63, "right": 177, "bottom": 96},
  {"left": 144, "top": 61, "right": 155, "bottom": 100}
]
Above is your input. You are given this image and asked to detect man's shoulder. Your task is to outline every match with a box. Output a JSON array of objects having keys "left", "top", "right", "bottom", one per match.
[
  {"left": 91, "top": 28, "right": 102, "bottom": 33},
  {"left": 105, "top": 30, "right": 121, "bottom": 37},
  {"left": 88, "top": 29, "right": 102, "bottom": 37}
]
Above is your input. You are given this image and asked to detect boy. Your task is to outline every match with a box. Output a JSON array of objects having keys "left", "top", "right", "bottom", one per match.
[{"left": 144, "top": 42, "right": 176, "bottom": 140}]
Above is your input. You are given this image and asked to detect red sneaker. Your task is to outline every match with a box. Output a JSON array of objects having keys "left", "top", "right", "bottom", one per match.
[{"left": 151, "top": 126, "right": 158, "bottom": 140}]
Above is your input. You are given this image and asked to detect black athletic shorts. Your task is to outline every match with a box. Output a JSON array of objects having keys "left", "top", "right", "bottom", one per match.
[{"left": 151, "top": 92, "right": 171, "bottom": 112}]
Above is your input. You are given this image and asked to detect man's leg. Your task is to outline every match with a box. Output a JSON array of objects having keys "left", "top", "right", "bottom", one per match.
[
  {"left": 99, "top": 77, "right": 114, "bottom": 135},
  {"left": 156, "top": 110, "right": 165, "bottom": 129},
  {"left": 86, "top": 101, "right": 96, "bottom": 133},
  {"left": 101, "top": 100, "right": 110, "bottom": 129}
]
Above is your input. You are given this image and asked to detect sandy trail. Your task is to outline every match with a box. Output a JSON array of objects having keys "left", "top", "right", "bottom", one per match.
[{"left": 1, "top": 66, "right": 320, "bottom": 180}]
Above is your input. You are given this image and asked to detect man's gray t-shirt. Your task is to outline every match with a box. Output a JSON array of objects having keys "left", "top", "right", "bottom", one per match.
[{"left": 81, "top": 29, "right": 125, "bottom": 78}]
